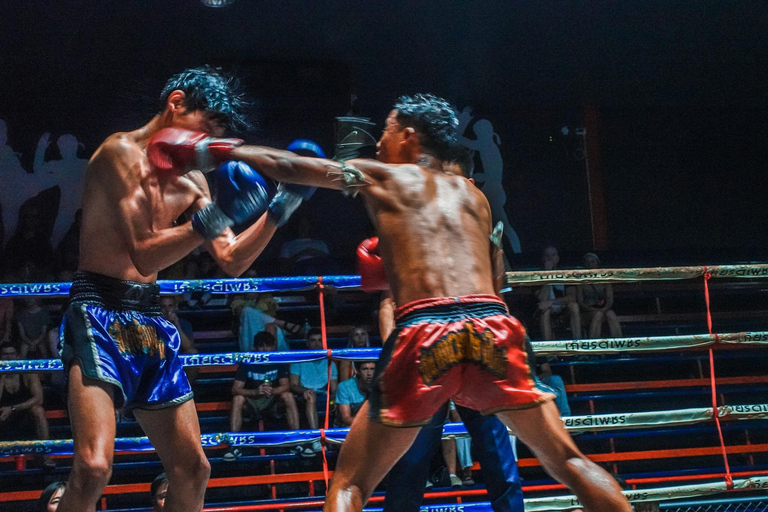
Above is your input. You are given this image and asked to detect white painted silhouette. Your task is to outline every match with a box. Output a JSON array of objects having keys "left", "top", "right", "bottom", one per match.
[
  {"left": 456, "top": 107, "right": 521, "bottom": 253},
  {"left": 0, "top": 119, "right": 34, "bottom": 246},
  {"left": 34, "top": 133, "right": 88, "bottom": 244}
]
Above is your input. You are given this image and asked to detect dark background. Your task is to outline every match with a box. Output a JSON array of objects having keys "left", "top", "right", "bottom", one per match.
[{"left": 2, "top": 1, "right": 767, "bottom": 268}]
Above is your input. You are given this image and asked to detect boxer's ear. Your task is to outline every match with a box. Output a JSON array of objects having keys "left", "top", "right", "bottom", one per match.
[{"left": 167, "top": 90, "right": 187, "bottom": 113}]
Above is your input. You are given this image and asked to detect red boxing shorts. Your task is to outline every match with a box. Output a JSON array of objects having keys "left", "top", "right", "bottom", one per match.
[{"left": 368, "top": 294, "right": 553, "bottom": 427}]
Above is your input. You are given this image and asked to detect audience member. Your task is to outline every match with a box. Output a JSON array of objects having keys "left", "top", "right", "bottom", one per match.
[
  {"left": 279, "top": 215, "right": 333, "bottom": 276},
  {"left": 338, "top": 325, "right": 371, "bottom": 382},
  {"left": 150, "top": 473, "right": 169, "bottom": 512},
  {"left": 0, "top": 342, "right": 54, "bottom": 468},
  {"left": 159, "top": 295, "right": 200, "bottom": 383},
  {"left": 37, "top": 481, "right": 66, "bottom": 512},
  {"left": 0, "top": 118, "right": 29, "bottom": 247},
  {"left": 536, "top": 245, "right": 581, "bottom": 340},
  {"left": 335, "top": 361, "right": 374, "bottom": 427},
  {"left": 577, "top": 252, "right": 623, "bottom": 339},
  {"left": 225, "top": 332, "right": 299, "bottom": 461},
  {"left": 536, "top": 361, "right": 571, "bottom": 417},
  {"left": 237, "top": 293, "right": 299, "bottom": 353},
  {"left": 290, "top": 328, "right": 338, "bottom": 452},
  {"left": 17, "top": 296, "right": 51, "bottom": 359},
  {"left": 0, "top": 296, "right": 13, "bottom": 343}
]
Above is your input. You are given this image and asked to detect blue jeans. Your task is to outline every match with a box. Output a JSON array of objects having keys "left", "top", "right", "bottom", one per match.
[{"left": 383, "top": 403, "right": 524, "bottom": 512}]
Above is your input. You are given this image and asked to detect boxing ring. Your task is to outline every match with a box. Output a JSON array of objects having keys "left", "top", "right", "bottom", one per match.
[{"left": 1, "top": 264, "right": 767, "bottom": 510}]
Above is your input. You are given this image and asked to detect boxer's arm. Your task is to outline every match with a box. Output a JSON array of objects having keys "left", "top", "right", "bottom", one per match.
[
  {"left": 229, "top": 146, "right": 393, "bottom": 199},
  {"left": 99, "top": 138, "right": 205, "bottom": 276},
  {"left": 379, "top": 291, "right": 396, "bottom": 340},
  {"left": 184, "top": 170, "right": 279, "bottom": 277}
]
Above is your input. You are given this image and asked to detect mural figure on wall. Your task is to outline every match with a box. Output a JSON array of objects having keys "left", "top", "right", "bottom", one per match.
[
  {"left": 456, "top": 107, "right": 521, "bottom": 254},
  {"left": 0, "top": 118, "right": 33, "bottom": 248},
  {"left": 34, "top": 132, "right": 88, "bottom": 245}
]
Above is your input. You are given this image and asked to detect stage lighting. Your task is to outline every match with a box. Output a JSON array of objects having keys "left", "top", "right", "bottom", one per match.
[{"left": 200, "top": 0, "right": 235, "bottom": 7}]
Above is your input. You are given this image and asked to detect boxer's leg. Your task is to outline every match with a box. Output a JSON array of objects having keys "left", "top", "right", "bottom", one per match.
[
  {"left": 496, "top": 401, "right": 631, "bottom": 512},
  {"left": 134, "top": 400, "right": 211, "bottom": 512},
  {"left": 383, "top": 403, "right": 448, "bottom": 512},
  {"left": 57, "top": 363, "right": 117, "bottom": 512},
  {"left": 324, "top": 402, "right": 422, "bottom": 512}
]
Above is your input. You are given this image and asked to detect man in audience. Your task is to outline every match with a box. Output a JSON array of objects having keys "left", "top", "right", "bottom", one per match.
[
  {"left": 577, "top": 252, "right": 623, "bottom": 339},
  {"left": 225, "top": 331, "right": 299, "bottom": 460},
  {"left": 17, "top": 296, "right": 51, "bottom": 359},
  {"left": 237, "top": 293, "right": 298, "bottom": 353},
  {"left": 536, "top": 245, "right": 581, "bottom": 340},
  {"left": 279, "top": 215, "right": 333, "bottom": 276},
  {"left": 335, "top": 361, "right": 375, "bottom": 427},
  {"left": 159, "top": 295, "right": 199, "bottom": 383},
  {"left": 290, "top": 327, "right": 338, "bottom": 454},
  {"left": 150, "top": 473, "right": 169, "bottom": 512},
  {"left": 338, "top": 325, "right": 371, "bottom": 382},
  {"left": 0, "top": 342, "right": 54, "bottom": 468}
]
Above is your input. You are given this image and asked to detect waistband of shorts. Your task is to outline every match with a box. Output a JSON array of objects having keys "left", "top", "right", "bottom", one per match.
[
  {"left": 394, "top": 294, "right": 507, "bottom": 323},
  {"left": 69, "top": 271, "right": 161, "bottom": 314}
]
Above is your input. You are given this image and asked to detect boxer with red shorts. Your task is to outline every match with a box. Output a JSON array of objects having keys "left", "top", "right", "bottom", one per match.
[
  {"left": 370, "top": 295, "right": 553, "bottom": 426},
  {"left": 147, "top": 94, "right": 632, "bottom": 512}
]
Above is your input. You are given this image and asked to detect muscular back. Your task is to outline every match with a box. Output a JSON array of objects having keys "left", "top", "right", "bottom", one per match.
[{"left": 363, "top": 165, "right": 496, "bottom": 306}]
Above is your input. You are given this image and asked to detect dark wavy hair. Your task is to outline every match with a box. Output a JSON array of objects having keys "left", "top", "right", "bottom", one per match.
[
  {"left": 37, "top": 481, "right": 66, "bottom": 512},
  {"left": 159, "top": 66, "right": 250, "bottom": 133},
  {"left": 393, "top": 93, "right": 458, "bottom": 159}
]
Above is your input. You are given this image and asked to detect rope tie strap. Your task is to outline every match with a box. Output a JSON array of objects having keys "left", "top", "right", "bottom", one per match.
[
  {"left": 317, "top": 276, "right": 331, "bottom": 488},
  {"left": 703, "top": 267, "right": 733, "bottom": 489}
]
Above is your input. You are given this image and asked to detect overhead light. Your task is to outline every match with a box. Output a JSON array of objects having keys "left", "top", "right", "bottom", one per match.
[{"left": 200, "top": 0, "right": 235, "bottom": 7}]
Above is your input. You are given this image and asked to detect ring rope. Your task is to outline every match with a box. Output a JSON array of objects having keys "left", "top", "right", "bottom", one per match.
[
  {"left": 3, "top": 330, "right": 766, "bottom": 373},
  {"left": 3, "top": 403, "right": 766, "bottom": 457},
  {"left": 1, "top": 263, "right": 767, "bottom": 298}
]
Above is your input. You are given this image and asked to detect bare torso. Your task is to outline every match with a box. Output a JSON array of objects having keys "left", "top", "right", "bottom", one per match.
[
  {"left": 78, "top": 130, "right": 207, "bottom": 283},
  {"left": 363, "top": 164, "right": 496, "bottom": 306}
]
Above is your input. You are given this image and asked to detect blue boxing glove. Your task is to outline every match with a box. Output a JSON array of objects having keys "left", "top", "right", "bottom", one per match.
[
  {"left": 264, "top": 139, "right": 321, "bottom": 227},
  {"left": 191, "top": 161, "right": 274, "bottom": 240},
  {"left": 267, "top": 183, "right": 316, "bottom": 227}
]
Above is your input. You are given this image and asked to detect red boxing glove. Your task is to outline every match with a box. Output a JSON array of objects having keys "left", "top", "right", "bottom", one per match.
[
  {"left": 357, "top": 237, "right": 389, "bottom": 292},
  {"left": 146, "top": 128, "right": 244, "bottom": 173}
]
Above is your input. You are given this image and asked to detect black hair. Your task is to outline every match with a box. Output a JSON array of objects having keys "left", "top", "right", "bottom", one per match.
[
  {"left": 159, "top": 66, "right": 250, "bottom": 134},
  {"left": 393, "top": 93, "right": 458, "bottom": 160},
  {"left": 446, "top": 144, "right": 474, "bottom": 178},
  {"left": 253, "top": 331, "right": 277, "bottom": 348},
  {"left": 150, "top": 473, "right": 169, "bottom": 498},
  {"left": 307, "top": 327, "right": 322, "bottom": 339},
  {"left": 37, "top": 481, "right": 66, "bottom": 512}
]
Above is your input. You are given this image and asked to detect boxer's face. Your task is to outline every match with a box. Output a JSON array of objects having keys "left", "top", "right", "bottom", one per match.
[
  {"left": 167, "top": 90, "right": 226, "bottom": 137},
  {"left": 377, "top": 110, "right": 411, "bottom": 164}
]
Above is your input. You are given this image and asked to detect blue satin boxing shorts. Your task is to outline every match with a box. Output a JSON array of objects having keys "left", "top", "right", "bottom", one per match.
[{"left": 59, "top": 271, "right": 193, "bottom": 415}]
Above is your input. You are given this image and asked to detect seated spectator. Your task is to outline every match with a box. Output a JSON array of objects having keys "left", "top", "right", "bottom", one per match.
[
  {"left": 536, "top": 361, "right": 571, "bottom": 417},
  {"left": 150, "top": 473, "right": 169, "bottom": 512},
  {"left": 237, "top": 293, "right": 299, "bottom": 353},
  {"left": 442, "top": 402, "right": 472, "bottom": 488},
  {"left": 335, "top": 361, "right": 375, "bottom": 427},
  {"left": 225, "top": 332, "right": 299, "bottom": 461},
  {"left": 0, "top": 296, "right": 13, "bottom": 343},
  {"left": 37, "top": 481, "right": 66, "bottom": 512},
  {"left": 577, "top": 252, "right": 623, "bottom": 339},
  {"left": 2, "top": 203, "right": 55, "bottom": 278},
  {"left": 338, "top": 325, "right": 371, "bottom": 382},
  {"left": 159, "top": 295, "right": 200, "bottom": 383},
  {"left": 279, "top": 215, "right": 334, "bottom": 276},
  {"left": 290, "top": 328, "right": 338, "bottom": 452},
  {"left": 536, "top": 245, "right": 581, "bottom": 340},
  {"left": 0, "top": 342, "right": 54, "bottom": 468},
  {"left": 17, "top": 296, "right": 51, "bottom": 359}
]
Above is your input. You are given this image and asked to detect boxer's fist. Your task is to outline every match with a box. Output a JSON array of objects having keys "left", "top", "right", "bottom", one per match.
[
  {"left": 191, "top": 161, "right": 272, "bottom": 240},
  {"left": 357, "top": 237, "right": 388, "bottom": 291},
  {"left": 147, "top": 128, "right": 243, "bottom": 173},
  {"left": 267, "top": 183, "right": 316, "bottom": 227}
]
